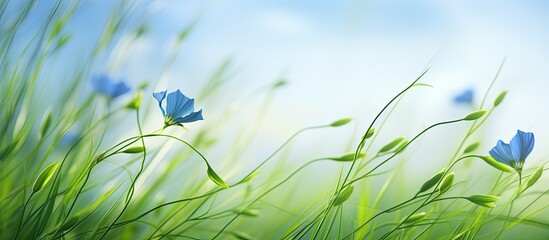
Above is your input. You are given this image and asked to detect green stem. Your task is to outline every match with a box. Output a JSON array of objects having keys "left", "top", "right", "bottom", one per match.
[
  {"left": 238, "top": 125, "right": 328, "bottom": 184},
  {"left": 211, "top": 158, "right": 327, "bottom": 239},
  {"left": 344, "top": 192, "right": 433, "bottom": 239},
  {"left": 68, "top": 124, "right": 328, "bottom": 238},
  {"left": 346, "top": 119, "right": 464, "bottom": 187},
  {"left": 375, "top": 153, "right": 486, "bottom": 240},
  {"left": 494, "top": 171, "right": 522, "bottom": 238},
  {"left": 98, "top": 108, "right": 147, "bottom": 239},
  {"left": 14, "top": 192, "right": 34, "bottom": 240},
  {"left": 313, "top": 68, "right": 431, "bottom": 239}
]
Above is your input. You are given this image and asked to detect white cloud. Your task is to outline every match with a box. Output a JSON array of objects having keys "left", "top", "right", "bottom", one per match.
[{"left": 257, "top": 9, "right": 314, "bottom": 35}]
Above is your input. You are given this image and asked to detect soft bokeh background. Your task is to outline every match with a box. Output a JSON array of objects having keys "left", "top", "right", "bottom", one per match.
[
  {"left": 3, "top": 0, "right": 549, "bottom": 238},
  {"left": 17, "top": 0, "right": 547, "bottom": 183}
]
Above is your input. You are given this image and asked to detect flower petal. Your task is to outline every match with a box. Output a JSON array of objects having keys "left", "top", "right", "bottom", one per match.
[
  {"left": 91, "top": 75, "right": 110, "bottom": 93},
  {"left": 489, "top": 140, "right": 516, "bottom": 166},
  {"left": 509, "top": 130, "right": 535, "bottom": 162},
  {"left": 153, "top": 91, "right": 167, "bottom": 116},
  {"left": 166, "top": 90, "right": 194, "bottom": 118},
  {"left": 453, "top": 89, "right": 474, "bottom": 104},
  {"left": 174, "top": 109, "right": 203, "bottom": 123},
  {"left": 110, "top": 81, "right": 130, "bottom": 98},
  {"left": 92, "top": 75, "right": 130, "bottom": 99}
]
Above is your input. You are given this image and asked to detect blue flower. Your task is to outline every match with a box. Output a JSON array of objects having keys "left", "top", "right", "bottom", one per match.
[
  {"left": 453, "top": 88, "right": 474, "bottom": 105},
  {"left": 153, "top": 90, "right": 203, "bottom": 127},
  {"left": 489, "top": 130, "right": 535, "bottom": 172},
  {"left": 91, "top": 74, "right": 130, "bottom": 99}
]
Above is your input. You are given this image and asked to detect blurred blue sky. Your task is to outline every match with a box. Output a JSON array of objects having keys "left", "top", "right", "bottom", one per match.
[
  {"left": 143, "top": 0, "right": 549, "bottom": 160},
  {"left": 23, "top": 0, "right": 549, "bottom": 170}
]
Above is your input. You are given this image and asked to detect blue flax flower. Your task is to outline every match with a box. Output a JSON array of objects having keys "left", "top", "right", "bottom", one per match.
[
  {"left": 453, "top": 88, "right": 474, "bottom": 105},
  {"left": 92, "top": 74, "right": 130, "bottom": 99},
  {"left": 489, "top": 130, "right": 535, "bottom": 172},
  {"left": 153, "top": 90, "right": 203, "bottom": 127}
]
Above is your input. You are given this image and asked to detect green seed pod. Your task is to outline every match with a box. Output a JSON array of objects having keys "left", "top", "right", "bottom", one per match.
[
  {"left": 401, "top": 212, "right": 427, "bottom": 225},
  {"left": 494, "top": 91, "right": 507, "bottom": 107},
  {"left": 122, "top": 146, "right": 145, "bottom": 154},
  {"left": 33, "top": 162, "right": 60, "bottom": 193},
  {"left": 330, "top": 118, "right": 352, "bottom": 127},
  {"left": 466, "top": 194, "right": 499, "bottom": 208},
  {"left": 418, "top": 168, "right": 446, "bottom": 193},
  {"left": 333, "top": 185, "right": 354, "bottom": 206},
  {"left": 125, "top": 91, "right": 143, "bottom": 110},
  {"left": 463, "top": 142, "right": 480, "bottom": 154},
  {"left": 479, "top": 156, "right": 513, "bottom": 173},
  {"left": 524, "top": 166, "right": 543, "bottom": 191},
  {"left": 463, "top": 110, "right": 487, "bottom": 121},
  {"left": 233, "top": 209, "right": 259, "bottom": 217},
  {"left": 365, "top": 128, "right": 375, "bottom": 139},
  {"left": 327, "top": 153, "right": 366, "bottom": 162},
  {"left": 439, "top": 172, "right": 455, "bottom": 194},
  {"left": 394, "top": 139, "right": 409, "bottom": 152},
  {"left": 207, "top": 166, "right": 229, "bottom": 189},
  {"left": 378, "top": 137, "right": 406, "bottom": 154}
]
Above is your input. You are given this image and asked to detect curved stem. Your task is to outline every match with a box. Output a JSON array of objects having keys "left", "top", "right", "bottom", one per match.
[
  {"left": 14, "top": 193, "right": 34, "bottom": 240},
  {"left": 60, "top": 104, "right": 115, "bottom": 223},
  {"left": 344, "top": 192, "right": 433, "bottom": 239},
  {"left": 313, "top": 68, "right": 431, "bottom": 238},
  {"left": 99, "top": 109, "right": 147, "bottom": 239},
  {"left": 495, "top": 172, "right": 523, "bottom": 238},
  {"left": 70, "top": 124, "right": 328, "bottom": 238},
  {"left": 370, "top": 154, "right": 482, "bottom": 240},
  {"left": 346, "top": 119, "right": 464, "bottom": 187},
  {"left": 211, "top": 158, "right": 332, "bottom": 239}
]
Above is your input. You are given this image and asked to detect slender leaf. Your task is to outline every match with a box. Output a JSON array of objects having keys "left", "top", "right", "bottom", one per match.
[
  {"left": 208, "top": 166, "right": 229, "bottom": 189},
  {"left": 33, "top": 162, "right": 60, "bottom": 193}
]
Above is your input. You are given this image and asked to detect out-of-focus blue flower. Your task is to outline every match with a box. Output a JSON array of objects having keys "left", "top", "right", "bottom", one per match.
[
  {"left": 489, "top": 130, "right": 535, "bottom": 172},
  {"left": 91, "top": 74, "right": 130, "bottom": 99},
  {"left": 153, "top": 90, "right": 203, "bottom": 127},
  {"left": 453, "top": 88, "right": 474, "bottom": 104}
]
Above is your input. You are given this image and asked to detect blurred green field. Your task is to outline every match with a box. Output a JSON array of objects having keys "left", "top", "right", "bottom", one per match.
[{"left": 1, "top": 1, "right": 548, "bottom": 239}]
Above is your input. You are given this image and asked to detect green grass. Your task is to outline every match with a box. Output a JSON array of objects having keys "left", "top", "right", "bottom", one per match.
[{"left": 1, "top": 1, "right": 548, "bottom": 239}]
